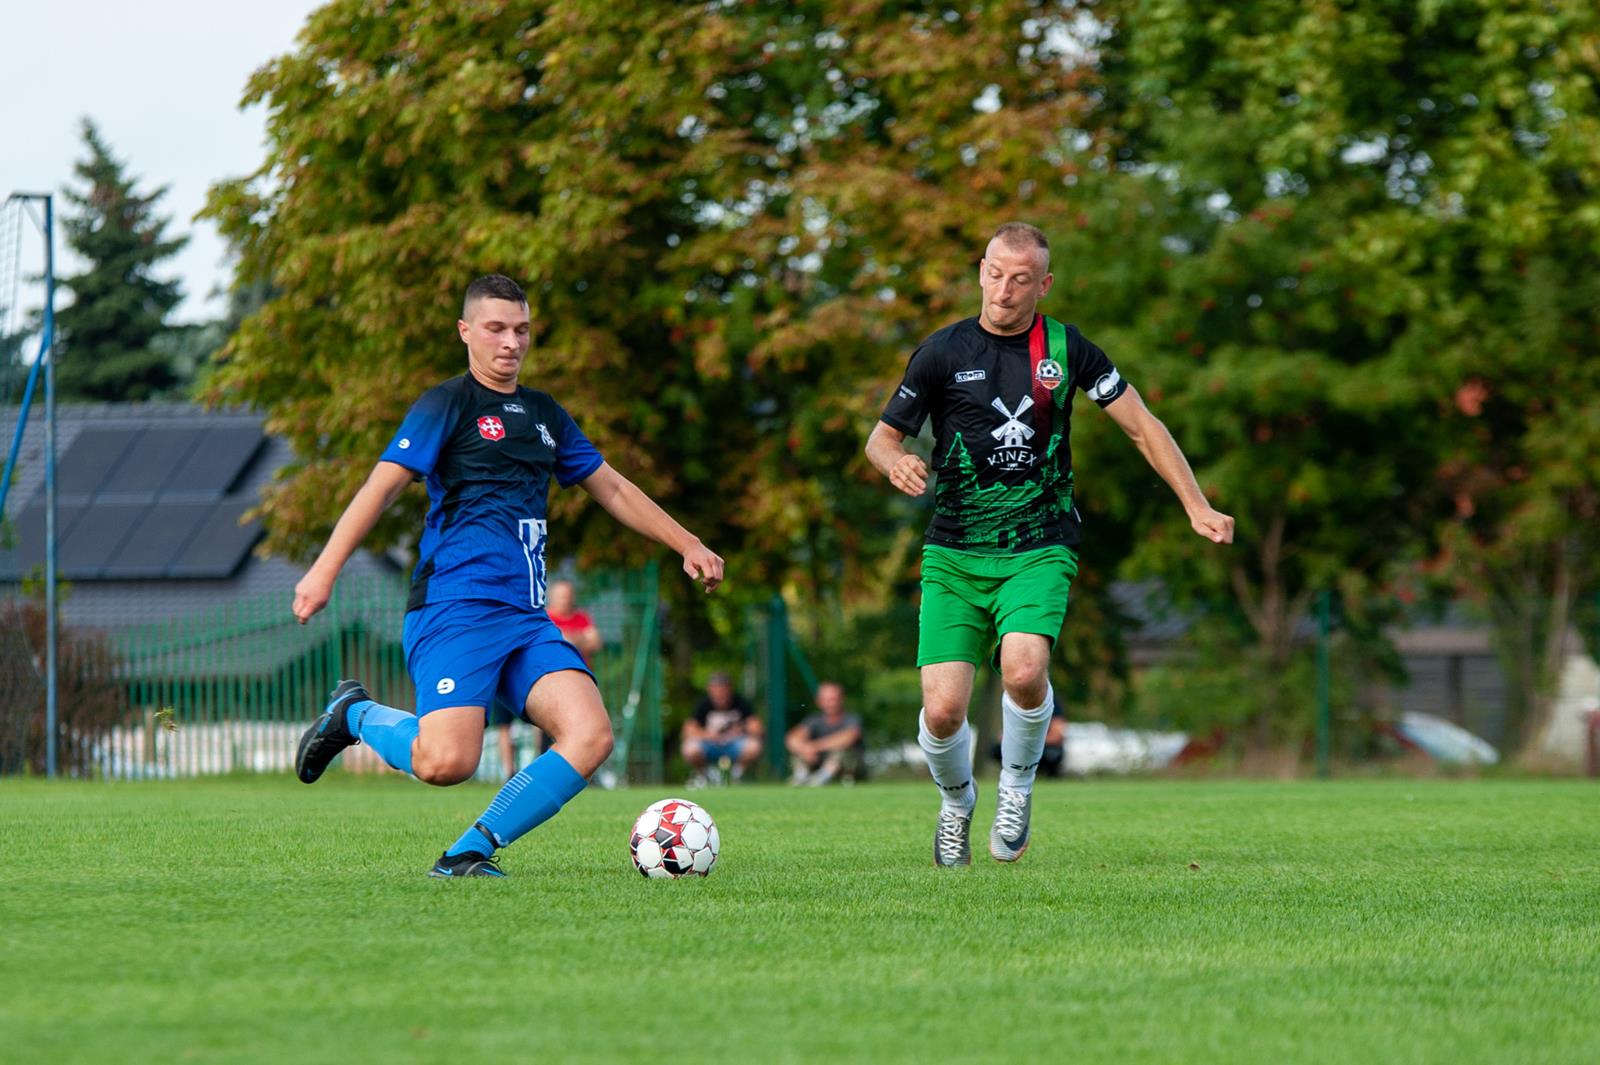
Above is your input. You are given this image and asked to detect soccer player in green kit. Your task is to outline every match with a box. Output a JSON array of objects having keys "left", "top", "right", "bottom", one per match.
[{"left": 866, "top": 223, "right": 1234, "bottom": 866}]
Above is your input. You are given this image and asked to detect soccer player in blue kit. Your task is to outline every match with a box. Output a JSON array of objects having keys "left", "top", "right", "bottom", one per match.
[{"left": 291, "top": 275, "right": 724, "bottom": 878}]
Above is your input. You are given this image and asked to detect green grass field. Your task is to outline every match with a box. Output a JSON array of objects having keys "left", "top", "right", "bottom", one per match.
[{"left": 2, "top": 775, "right": 1596, "bottom": 1064}]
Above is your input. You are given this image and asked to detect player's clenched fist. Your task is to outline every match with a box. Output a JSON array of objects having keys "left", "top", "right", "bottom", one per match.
[
  {"left": 292, "top": 569, "right": 334, "bottom": 625},
  {"left": 889, "top": 454, "right": 929, "bottom": 497},
  {"left": 1190, "top": 507, "right": 1235, "bottom": 545},
  {"left": 683, "top": 542, "right": 725, "bottom": 592}
]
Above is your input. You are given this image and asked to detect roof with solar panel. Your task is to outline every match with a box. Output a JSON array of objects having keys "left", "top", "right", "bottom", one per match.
[{"left": 0, "top": 403, "right": 269, "bottom": 581}]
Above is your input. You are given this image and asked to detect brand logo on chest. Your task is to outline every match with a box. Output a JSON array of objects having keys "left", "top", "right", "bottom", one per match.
[
  {"left": 989, "top": 396, "right": 1038, "bottom": 470},
  {"left": 477, "top": 416, "right": 506, "bottom": 441}
]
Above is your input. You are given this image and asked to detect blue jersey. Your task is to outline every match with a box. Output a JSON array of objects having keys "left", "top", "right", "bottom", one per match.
[{"left": 380, "top": 373, "right": 603, "bottom": 612}]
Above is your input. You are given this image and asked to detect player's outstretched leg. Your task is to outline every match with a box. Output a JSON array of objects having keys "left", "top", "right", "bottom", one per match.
[
  {"left": 429, "top": 670, "right": 610, "bottom": 879},
  {"left": 296, "top": 678, "right": 420, "bottom": 782},
  {"left": 919, "top": 708, "right": 976, "bottom": 867},
  {"left": 990, "top": 682, "right": 1054, "bottom": 863}
]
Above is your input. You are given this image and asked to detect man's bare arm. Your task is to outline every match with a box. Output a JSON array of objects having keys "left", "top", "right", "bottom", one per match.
[
  {"left": 571, "top": 622, "right": 603, "bottom": 657},
  {"left": 1102, "top": 386, "right": 1235, "bottom": 544},
  {"left": 580, "top": 462, "right": 725, "bottom": 590},
  {"left": 293, "top": 461, "right": 417, "bottom": 623},
  {"left": 865, "top": 421, "right": 929, "bottom": 497},
  {"left": 810, "top": 725, "right": 861, "bottom": 753}
]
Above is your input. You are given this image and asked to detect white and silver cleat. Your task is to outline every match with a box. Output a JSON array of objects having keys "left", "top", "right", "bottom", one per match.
[{"left": 988, "top": 786, "right": 1033, "bottom": 862}]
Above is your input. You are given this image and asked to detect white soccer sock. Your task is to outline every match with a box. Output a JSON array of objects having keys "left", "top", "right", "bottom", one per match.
[
  {"left": 999, "top": 685, "right": 1054, "bottom": 792},
  {"left": 918, "top": 709, "right": 976, "bottom": 813}
]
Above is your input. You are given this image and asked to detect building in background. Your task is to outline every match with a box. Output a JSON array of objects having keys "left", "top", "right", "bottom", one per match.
[{"left": 0, "top": 402, "right": 399, "bottom": 628}]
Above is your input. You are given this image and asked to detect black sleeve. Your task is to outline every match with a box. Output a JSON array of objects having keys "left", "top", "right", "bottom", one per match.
[
  {"left": 690, "top": 696, "right": 711, "bottom": 726},
  {"left": 733, "top": 693, "right": 756, "bottom": 722},
  {"left": 1071, "top": 329, "right": 1130, "bottom": 407},
  {"left": 879, "top": 338, "right": 946, "bottom": 435}
]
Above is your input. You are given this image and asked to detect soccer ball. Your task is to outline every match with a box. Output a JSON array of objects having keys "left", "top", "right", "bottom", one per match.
[{"left": 630, "top": 797, "right": 719, "bottom": 879}]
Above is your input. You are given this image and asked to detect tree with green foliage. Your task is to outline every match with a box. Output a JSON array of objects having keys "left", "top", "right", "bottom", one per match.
[
  {"left": 1409, "top": 1, "right": 1600, "bottom": 753},
  {"left": 207, "top": 0, "right": 1599, "bottom": 752},
  {"left": 1067, "top": 0, "right": 1600, "bottom": 751},
  {"left": 201, "top": 1, "right": 1129, "bottom": 682}
]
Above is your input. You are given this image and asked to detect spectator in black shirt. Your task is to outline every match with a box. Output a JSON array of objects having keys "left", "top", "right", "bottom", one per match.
[{"left": 682, "top": 672, "right": 763, "bottom": 784}]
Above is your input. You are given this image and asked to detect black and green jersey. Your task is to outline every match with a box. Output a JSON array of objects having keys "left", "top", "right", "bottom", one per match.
[{"left": 879, "top": 314, "right": 1129, "bottom": 554}]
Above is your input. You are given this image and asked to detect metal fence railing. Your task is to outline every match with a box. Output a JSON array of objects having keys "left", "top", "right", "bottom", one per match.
[{"left": 0, "top": 565, "right": 664, "bottom": 782}]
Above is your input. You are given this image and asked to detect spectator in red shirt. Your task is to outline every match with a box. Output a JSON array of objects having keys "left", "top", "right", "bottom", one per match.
[{"left": 547, "top": 579, "right": 601, "bottom": 661}]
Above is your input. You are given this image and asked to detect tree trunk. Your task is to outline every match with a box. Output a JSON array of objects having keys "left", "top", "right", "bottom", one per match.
[
  {"left": 1229, "top": 507, "right": 1312, "bottom": 751},
  {"left": 1518, "top": 536, "right": 1581, "bottom": 761}
]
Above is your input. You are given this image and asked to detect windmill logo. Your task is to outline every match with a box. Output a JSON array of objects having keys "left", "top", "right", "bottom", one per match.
[{"left": 990, "top": 395, "right": 1035, "bottom": 449}]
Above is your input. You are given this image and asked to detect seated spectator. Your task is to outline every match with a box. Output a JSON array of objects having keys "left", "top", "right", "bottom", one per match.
[
  {"left": 990, "top": 690, "right": 1068, "bottom": 779},
  {"left": 786, "top": 680, "right": 864, "bottom": 786},
  {"left": 682, "top": 672, "right": 764, "bottom": 784}
]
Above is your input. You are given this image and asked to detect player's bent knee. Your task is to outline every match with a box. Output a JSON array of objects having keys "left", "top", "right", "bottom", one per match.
[
  {"left": 555, "top": 718, "right": 614, "bottom": 777},
  {"left": 1003, "top": 674, "right": 1049, "bottom": 707},
  {"left": 1001, "top": 660, "right": 1049, "bottom": 704},
  {"left": 415, "top": 760, "right": 477, "bottom": 786},
  {"left": 923, "top": 702, "right": 967, "bottom": 738},
  {"left": 413, "top": 747, "right": 480, "bottom": 786},
  {"left": 589, "top": 727, "right": 616, "bottom": 767}
]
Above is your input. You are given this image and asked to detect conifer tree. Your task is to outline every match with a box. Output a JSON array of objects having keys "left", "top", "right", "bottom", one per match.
[{"left": 55, "top": 119, "right": 187, "bottom": 401}]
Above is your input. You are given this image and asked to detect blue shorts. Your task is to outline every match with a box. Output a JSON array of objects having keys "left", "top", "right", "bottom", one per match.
[
  {"left": 696, "top": 737, "right": 754, "bottom": 762},
  {"left": 402, "top": 599, "right": 594, "bottom": 721}
]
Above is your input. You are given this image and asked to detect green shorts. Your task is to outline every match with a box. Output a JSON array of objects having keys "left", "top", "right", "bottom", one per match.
[{"left": 917, "top": 544, "right": 1079, "bottom": 669}]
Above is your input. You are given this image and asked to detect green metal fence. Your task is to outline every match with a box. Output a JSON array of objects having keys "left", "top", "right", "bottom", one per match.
[{"left": 0, "top": 566, "right": 664, "bottom": 782}]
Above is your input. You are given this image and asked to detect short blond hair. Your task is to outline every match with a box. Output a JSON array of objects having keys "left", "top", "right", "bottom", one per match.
[{"left": 991, "top": 221, "right": 1049, "bottom": 259}]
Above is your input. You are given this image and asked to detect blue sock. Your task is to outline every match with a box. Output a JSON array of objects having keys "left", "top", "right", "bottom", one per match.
[
  {"left": 350, "top": 700, "right": 417, "bottom": 775},
  {"left": 445, "top": 751, "right": 588, "bottom": 857}
]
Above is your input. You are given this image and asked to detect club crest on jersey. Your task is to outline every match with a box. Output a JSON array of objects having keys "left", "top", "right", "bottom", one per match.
[
  {"left": 1035, "top": 358, "right": 1065, "bottom": 391},
  {"left": 477, "top": 416, "right": 506, "bottom": 441}
]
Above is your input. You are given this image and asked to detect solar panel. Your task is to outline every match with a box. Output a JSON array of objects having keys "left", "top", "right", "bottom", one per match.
[
  {"left": 57, "top": 501, "right": 146, "bottom": 578},
  {"left": 166, "top": 499, "right": 262, "bottom": 578},
  {"left": 165, "top": 426, "right": 265, "bottom": 497},
  {"left": 101, "top": 500, "right": 213, "bottom": 579},
  {"left": 0, "top": 415, "right": 284, "bottom": 585},
  {"left": 110, "top": 427, "right": 208, "bottom": 495},
  {"left": 0, "top": 501, "right": 92, "bottom": 579},
  {"left": 57, "top": 428, "right": 144, "bottom": 497}
]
